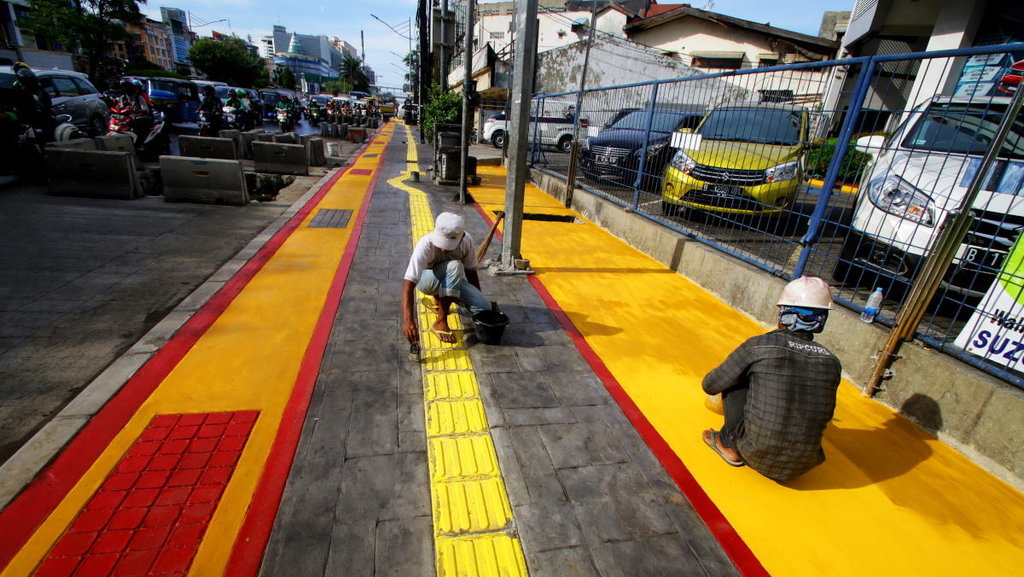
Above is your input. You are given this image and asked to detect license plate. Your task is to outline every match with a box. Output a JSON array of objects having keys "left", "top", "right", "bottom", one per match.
[
  {"left": 962, "top": 245, "right": 1007, "bottom": 269},
  {"left": 704, "top": 183, "right": 743, "bottom": 197},
  {"left": 595, "top": 155, "right": 617, "bottom": 165}
]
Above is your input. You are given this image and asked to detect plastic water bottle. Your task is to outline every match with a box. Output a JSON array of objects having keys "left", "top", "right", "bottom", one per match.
[{"left": 861, "top": 287, "right": 884, "bottom": 323}]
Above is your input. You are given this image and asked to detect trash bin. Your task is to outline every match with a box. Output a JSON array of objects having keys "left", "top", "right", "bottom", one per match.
[{"left": 472, "top": 309, "right": 510, "bottom": 345}]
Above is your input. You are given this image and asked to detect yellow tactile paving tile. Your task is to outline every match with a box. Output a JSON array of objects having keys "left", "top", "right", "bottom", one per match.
[
  {"left": 426, "top": 398, "right": 490, "bottom": 436},
  {"left": 432, "top": 477, "right": 515, "bottom": 534},
  {"left": 0, "top": 125, "right": 397, "bottom": 577},
  {"left": 436, "top": 535, "right": 528, "bottom": 577},
  {"left": 427, "top": 435, "right": 503, "bottom": 482},
  {"left": 425, "top": 372, "right": 482, "bottom": 400},
  {"left": 423, "top": 349, "right": 475, "bottom": 372},
  {"left": 468, "top": 163, "right": 1024, "bottom": 577}
]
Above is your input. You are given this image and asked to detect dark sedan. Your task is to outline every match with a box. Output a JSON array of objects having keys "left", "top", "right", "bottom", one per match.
[{"left": 580, "top": 110, "right": 703, "bottom": 192}]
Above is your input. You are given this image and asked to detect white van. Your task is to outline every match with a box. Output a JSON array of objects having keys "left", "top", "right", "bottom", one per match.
[{"left": 833, "top": 96, "right": 1024, "bottom": 299}]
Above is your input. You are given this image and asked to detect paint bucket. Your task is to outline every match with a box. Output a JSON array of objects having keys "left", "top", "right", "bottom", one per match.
[{"left": 472, "top": 309, "right": 509, "bottom": 345}]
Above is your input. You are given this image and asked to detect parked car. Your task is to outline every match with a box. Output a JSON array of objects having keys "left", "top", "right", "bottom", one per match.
[
  {"left": 0, "top": 66, "right": 109, "bottom": 136},
  {"left": 660, "top": 103, "right": 810, "bottom": 216},
  {"left": 483, "top": 112, "right": 585, "bottom": 151},
  {"left": 579, "top": 109, "right": 703, "bottom": 192},
  {"left": 833, "top": 95, "right": 1024, "bottom": 300}
]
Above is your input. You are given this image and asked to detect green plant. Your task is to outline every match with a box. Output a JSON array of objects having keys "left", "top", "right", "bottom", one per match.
[
  {"left": 422, "top": 84, "right": 462, "bottom": 143},
  {"left": 805, "top": 137, "right": 872, "bottom": 184}
]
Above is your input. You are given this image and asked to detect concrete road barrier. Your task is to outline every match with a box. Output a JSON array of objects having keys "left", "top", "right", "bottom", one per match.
[
  {"left": 273, "top": 133, "right": 299, "bottom": 145},
  {"left": 45, "top": 138, "right": 97, "bottom": 152},
  {"left": 217, "top": 129, "right": 243, "bottom": 159},
  {"left": 179, "top": 136, "right": 238, "bottom": 160},
  {"left": 94, "top": 133, "right": 142, "bottom": 169},
  {"left": 160, "top": 156, "right": 249, "bottom": 205},
  {"left": 307, "top": 138, "right": 326, "bottom": 166},
  {"left": 241, "top": 129, "right": 268, "bottom": 158},
  {"left": 252, "top": 141, "right": 308, "bottom": 176},
  {"left": 46, "top": 149, "right": 139, "bottom": 199}
]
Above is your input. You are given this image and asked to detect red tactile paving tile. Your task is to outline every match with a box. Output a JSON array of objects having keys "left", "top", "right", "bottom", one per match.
[
  {"left": 349, "top": 169, "right": 373, "bottom": 175},
  {"left": 31, "top": 411, "right": 258, "bottom": 577}
]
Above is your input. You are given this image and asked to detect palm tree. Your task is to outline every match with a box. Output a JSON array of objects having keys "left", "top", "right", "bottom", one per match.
[{"left": 339, "top": 55, "right": 370, "bottom": 93}]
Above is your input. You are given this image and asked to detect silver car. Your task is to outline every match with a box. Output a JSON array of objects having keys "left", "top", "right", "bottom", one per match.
[{"left": 0, "top": 66, "right": 109, "bottom": 136}]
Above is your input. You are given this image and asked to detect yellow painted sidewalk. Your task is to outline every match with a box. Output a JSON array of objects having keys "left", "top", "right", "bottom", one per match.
[{"left": 468, "top": 164, "right": 1024, "bottom": 577}]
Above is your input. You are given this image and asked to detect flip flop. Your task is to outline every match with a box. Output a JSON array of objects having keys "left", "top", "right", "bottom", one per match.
[
  {"left": 429, "top": 328, "right": 457, "bottom": 344},
  {"left": 704, "top": 430, "right": 744, "bottom": 467}
]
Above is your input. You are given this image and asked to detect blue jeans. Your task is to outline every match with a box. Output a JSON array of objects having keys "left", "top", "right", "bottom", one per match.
[{"left": 417, "top": 260, "right": 490, "bottom": 314}]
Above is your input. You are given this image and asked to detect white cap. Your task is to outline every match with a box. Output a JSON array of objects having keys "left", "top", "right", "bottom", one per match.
[{"left": 429, "top": 212, "right": 465, "bottom": 250}]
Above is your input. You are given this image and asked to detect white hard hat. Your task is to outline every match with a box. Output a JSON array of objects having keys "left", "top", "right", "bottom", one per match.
[{"left": 777, "top": 276, "right": 833, "bottom": 310}]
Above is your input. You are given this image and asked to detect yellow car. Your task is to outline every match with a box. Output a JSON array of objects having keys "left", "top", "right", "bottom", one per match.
[{"left": 660, "top": 103, "right": 809, "bottom": 216}]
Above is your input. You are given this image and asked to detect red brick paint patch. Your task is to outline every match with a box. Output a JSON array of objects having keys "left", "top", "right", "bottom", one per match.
[
  {"left": 31, "top": 411, "right": 257, "bottom": 577},
  {"left": 349, "top": 169, "right": 373, "bottom": 175}
]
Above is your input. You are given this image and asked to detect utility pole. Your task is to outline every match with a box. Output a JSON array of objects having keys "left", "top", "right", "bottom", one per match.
[
  {"left": 417, "top": 0, "right": 429, "bottom": 142},
  {"left": 500, "top": 0, "right": 539, "bottom": 273},
  {"left": 564, "top": 0, "right": 598, "bottom": 208},
  {"left": 440, "top": 0, "right": 451, "bottom": 88},
  {"left": 459, "top": 0, "right": 476, "bottom": 204}
]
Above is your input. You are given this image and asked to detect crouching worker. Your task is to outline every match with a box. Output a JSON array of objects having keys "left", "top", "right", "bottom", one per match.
[
  {"left": 701, "top": 276, "right": 842, "bottom": 481},
  {"left": 402, "top": 212, "right": 493, "bottom": 345}
]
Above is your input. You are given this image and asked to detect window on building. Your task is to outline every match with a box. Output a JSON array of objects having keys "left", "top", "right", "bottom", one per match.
[
  {"left": 691, "top": 52, "right": 744, "bottom": 70},
  {"left": 758, "top": 53, "right": 779, "bottom": 67}
]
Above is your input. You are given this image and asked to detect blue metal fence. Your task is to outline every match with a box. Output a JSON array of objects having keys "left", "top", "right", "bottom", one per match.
[{"left": 524, "top": 42, "right": 1024, "bottom": 390}]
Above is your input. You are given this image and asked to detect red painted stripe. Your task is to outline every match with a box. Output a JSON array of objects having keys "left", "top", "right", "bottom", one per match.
[
  {"left": 224, "top": 129, "right": 394, "bottom": 577},
  {"left": 470, "top": 203, "right": 770, "bottom": 577},
  {"left": 0, "top": 165, "right": 353, "bottom": 570}
]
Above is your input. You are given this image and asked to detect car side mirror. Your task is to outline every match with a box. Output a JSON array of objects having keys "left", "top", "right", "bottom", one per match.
[{"left": 854, "top": 134, "right": 886, "bottom": 156}]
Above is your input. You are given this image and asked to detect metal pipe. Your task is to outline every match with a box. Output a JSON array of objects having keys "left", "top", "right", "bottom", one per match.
[
  {"left": 565, "top": 0, "right": 598, "bottom": 208},
  {"left": 865, "top": 80, "right": 1024, "bottom": 397},
  {"left": 629, "top": 84, "right": 661, "bottom": 208},
  {"left": 459, "top": 0, "right": 475, "bottom": 204}
]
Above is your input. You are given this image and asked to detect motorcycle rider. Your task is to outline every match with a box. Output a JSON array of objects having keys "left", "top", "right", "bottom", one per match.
[
  {"left": 223, "top": 88, "right": 250, "bottom": 129},
  {"left": 114, "top": 77, "right": 154, "bottom": 141},
  {"left": 197, "top": 84, "right": 223, "bottom": 136},
  {"left": 11, "top": 63, "right": 53, "bottom": 139},
  {"left": 307, "top": 98, "right": 322, "bottom": 124}
]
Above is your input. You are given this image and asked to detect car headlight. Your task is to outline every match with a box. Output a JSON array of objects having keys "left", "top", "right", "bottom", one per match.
[
  {"left": 635, "top": 141, "right": 667, "bottom": 158},
  {"left": 867, "top": 175, "right": 934, "bottom": 226},
  {"left": 765, "top": 161, "right": 798, "bottom": 183},
  {"left": 669, "top": 149, "right": 695, "bottom": 174}
]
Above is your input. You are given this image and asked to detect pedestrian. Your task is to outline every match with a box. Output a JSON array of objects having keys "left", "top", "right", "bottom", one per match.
[
  {"left": 701, "top": 276, "right": 842, "bottom": 481},
  {"left": 402, "top": 212, "right": 494, "bottom": 345}
]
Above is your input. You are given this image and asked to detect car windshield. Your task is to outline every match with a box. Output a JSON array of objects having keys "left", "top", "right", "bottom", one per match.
[
  {"left": 0, "top": 72, "right": 16, "bottom": 88},
  {"left": 699, "top": 107, "right": 803, "bottom": 145},
  {"left": 611, "top": 111, "right": 689, "bottom": 133},
  {"left": 902, "top": 101, "right": 1024, "bottom": 160}
]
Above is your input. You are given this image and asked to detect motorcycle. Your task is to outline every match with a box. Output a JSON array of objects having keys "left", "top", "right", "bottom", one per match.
[
  {"left": 106, "top": 97, "right": 168, "bottom": 160},
  {"left": 5, "top": 113, "right": 81, "bottom": 179},
  {"left": 276, "top": 107, "right": 295, "bottom": 132},
  {"left": 197, "top": 107, "right": 223, "bottom": 137},
  {"left": 306, "top": 106, "right": 323, "bottom": 126},
  {"left": 222, "top": 105, "right": 246, "bottom": 131}
]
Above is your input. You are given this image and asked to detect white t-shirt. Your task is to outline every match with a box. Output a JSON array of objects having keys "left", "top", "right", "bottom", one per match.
[{"left": 404, "top": 232, "right": 478, "bottom": 283}]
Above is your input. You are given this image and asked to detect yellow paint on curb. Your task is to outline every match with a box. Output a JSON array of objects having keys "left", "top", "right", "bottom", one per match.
[{"left": 393, "top": 123, "right": 529, "bottom": 577}]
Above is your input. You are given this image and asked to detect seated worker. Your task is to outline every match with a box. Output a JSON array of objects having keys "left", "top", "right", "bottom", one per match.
[
  {"left": 402, "top": 212, "right": 493, "bottom": 345},
  {"left": 701, "top": 276, "right": 842, "bottom": 481}
]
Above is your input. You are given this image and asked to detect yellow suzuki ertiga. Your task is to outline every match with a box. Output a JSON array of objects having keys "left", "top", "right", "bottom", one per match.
[{"left": 661, "top": 103, "right": 809, "bottom": 216}]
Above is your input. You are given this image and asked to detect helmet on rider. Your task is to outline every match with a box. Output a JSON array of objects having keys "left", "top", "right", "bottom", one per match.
[
  {"left": 120, "top": 78, "right": 144, "bottom": 95},
  {"left": 14, "top": 67, "right": 38, "bottom": 89},
  {"left": 234, "top": 89, "right": 247, "bottom": 97},
  {"left": 12, "top": 62, "right": 30, "bottom": 74},
  {"left": 203, "top": 85, "right": 217, "bottom": 97}
]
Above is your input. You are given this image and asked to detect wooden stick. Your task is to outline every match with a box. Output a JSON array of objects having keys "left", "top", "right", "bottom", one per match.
[{"left": 475, "top": 211, "right": 505, "bottom": 263}]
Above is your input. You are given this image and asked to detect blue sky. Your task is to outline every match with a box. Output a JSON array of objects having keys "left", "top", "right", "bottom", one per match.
[{"left": 142, "top": 0, "right": 855, "bottom": 91}]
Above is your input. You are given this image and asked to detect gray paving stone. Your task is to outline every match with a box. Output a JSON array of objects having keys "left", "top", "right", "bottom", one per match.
[
  {"left": 503, "top": 407, "right": 578, "bottom": 427},
  {"left": 538, "top": 421, "right": 631, "bottom": 469},
  {"left": 345, "top": 389, "right": 399, "bottom": 458},
  {"left": 515, "top": 500, "right": 585, "bottom": 553},
  {"left": 489, "top": 372, "right": 560, "bottom": 409},
  {"left": 374, "top": 516, "right": 434, "bottom": 577},
  {"left": 559, "top": 464, "right": 678, "bottom": 545},
  {"left": 490, "top": 426, "right": 531, "bottom": 507},
  {"left": 547, "top": 371, "right": 614, "bottom": 407},
  {"left": 523, "top": 546, "right": 601, "bottom": 577},
  {"left": 590, "top": 533, "right": 740, "bottom": 577},
  {"left": 324, "top": 521, "right": 376, "bottom": 576},
  {"left": 507, "top": 426, "right": 567, "bottom": 503},
  {"left": 335, "top": 453, "right": 430, "bottom": 520}
]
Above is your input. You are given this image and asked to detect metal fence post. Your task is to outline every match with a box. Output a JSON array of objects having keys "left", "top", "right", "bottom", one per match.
[
  {"left": 865, "top": 83, "right": 1024, "bottom": 396},
  {"left": 629, "top": 83, "right": 661, "bottom": 209},
  {"left": 793, "top": 57, "right": 875, "bottom": 278}
]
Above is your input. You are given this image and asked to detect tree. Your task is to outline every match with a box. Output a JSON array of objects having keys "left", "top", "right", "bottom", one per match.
[
  {"left": 26, "top": 0, "right": 144, "bottom": 89},
  {"left": 338, "top": 54, "right": 370, "bottom": 93},
  {"left": 189, "top": 37, "right": 267, "bottom": 88},
  {"left": 273, "top": 66, "right": 297, "bottom": 90}
]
